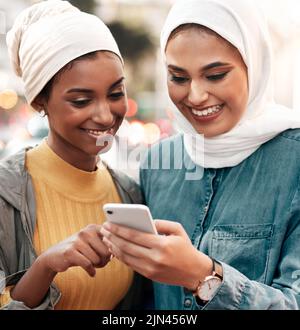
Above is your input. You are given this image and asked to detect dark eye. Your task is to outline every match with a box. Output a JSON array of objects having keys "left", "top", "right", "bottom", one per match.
[
  {"left": 170, "top": 75, "right": 189, "bottom": 84},
  {"left": 110, "top": 92, "right": 125, "bottom": 100},
  {"left": 70, "top": 99, "right": 91, "bottom": 108},
  {"left": 206, "top": 72, "right": 228, "bottom": 81}
]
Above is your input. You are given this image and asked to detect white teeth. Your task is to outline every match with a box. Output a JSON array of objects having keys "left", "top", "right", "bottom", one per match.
[
  {"left": 191, "top": 105, "right": 222, "bottom": 117},
  {"left": 85, "top": 129, "right": 110, "bottom": 136}
]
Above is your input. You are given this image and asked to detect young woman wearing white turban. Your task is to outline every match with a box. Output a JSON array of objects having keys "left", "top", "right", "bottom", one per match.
[
  {"left": 101, "top": 0, "right": 300, "bottom": 309},
  {"left": 0, "top": 0, "right": 151, "bottom": 310}
]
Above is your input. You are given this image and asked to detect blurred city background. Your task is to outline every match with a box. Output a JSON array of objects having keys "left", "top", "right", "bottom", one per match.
[{"left": 0, "top": 0, "right": 300, "bottom": 179}]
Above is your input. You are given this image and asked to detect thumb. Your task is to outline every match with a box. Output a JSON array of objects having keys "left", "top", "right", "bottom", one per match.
[{"left": 154, "top": 220, "right": 188, "bottom": 238}]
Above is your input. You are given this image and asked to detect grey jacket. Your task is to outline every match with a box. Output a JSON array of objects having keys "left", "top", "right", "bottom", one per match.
[{"left": 0, "top": 148, "right": 151, "bottom": 310}]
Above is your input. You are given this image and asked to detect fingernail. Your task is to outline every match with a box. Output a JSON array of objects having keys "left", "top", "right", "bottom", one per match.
[
  {"left": 103, "top": 222, "right": 112, "bottom": 230},
  {"left": 103, "top": 237, "right": 111, "bottom": 246},
  {"left": 100, "top": 228, "right": 109, "bottom": 237}
]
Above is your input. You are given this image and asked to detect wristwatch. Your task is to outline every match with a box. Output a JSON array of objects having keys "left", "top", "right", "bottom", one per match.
[{"left": 192, "top": 257, "right": 223, "bottom": 304}]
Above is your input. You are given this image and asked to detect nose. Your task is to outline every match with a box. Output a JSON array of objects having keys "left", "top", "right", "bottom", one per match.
[
  {"left": 92, "top": 102, "right": 115, "bottom": 127},
  {"left": 187, "top": 80, "right": 209, "bottom": 106}
]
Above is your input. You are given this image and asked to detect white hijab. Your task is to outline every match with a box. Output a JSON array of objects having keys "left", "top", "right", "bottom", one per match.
[
  {"left": 161, "top": 0, "right": 300, "bottom": 168},
  {"left": 6, "top": 0, "right": 122, "bottom": 106}
]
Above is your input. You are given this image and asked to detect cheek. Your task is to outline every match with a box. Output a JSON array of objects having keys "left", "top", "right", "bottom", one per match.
[
  {"left": 224, "top": 76, "right": 249, "bottom": 116},
  {"left": 114, "top": 98, "right": 128, "bottom": 117},
  {"left": 47, "top": 103, "right": 81, "bottom": 131},
  {"left": 167, "top": 82, "right": 187, "bottom": 104},
  {"left": 232, "top": 86, "right": 248, "bottom": 116},
  {"left": 234, "top": 72, "right": 248, "bottom": 109}
]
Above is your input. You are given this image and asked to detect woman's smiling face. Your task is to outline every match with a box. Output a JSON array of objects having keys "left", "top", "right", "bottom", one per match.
[
  {"left": 165, "top": 27, "right": 249, "bottom": 137},
  {"left": 35, "top": 51, "right": 127, "bottom": 166}
]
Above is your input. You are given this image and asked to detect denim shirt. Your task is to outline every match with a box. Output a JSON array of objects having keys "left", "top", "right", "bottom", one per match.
[{"left": 140, "top": 129, "right": 300, "bottom": 310}]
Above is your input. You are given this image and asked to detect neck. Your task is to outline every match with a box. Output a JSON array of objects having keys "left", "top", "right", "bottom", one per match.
[{"left": 47, "top": 133, "right": 99, "bottom": 172}]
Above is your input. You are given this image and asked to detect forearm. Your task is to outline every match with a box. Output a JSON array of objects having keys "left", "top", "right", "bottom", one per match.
[{"left": 10, "top": 256, "right": 57, "bottom": 309}]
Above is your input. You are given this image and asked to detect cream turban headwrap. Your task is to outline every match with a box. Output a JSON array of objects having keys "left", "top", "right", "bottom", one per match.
[
  {"left": 161, "top": 0, "right": 300, "bottom": 169},
  {"left": 6, "top": 0, "right": 122, "bottom": 105}
]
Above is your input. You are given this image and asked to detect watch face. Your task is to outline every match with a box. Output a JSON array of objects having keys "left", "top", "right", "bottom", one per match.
[{"left": 198, "top": 276, "right": 222, "bottom": 301}]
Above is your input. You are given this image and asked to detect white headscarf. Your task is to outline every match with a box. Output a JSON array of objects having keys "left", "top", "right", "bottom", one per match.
[
  {"left": 161, "top": 0, "right": 300, "bottom": 168},
  {"left": 6, "top": 0, "right": 122, "bottom": 106}
]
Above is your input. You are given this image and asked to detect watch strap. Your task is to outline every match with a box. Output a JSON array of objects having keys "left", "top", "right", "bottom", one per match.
[{"left": 211, "top": 257, "right": 223, "bottom": 280}]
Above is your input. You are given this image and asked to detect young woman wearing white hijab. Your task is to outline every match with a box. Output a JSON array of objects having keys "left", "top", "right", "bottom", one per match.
[
  {"left": 0, "top": 0, "right": 151, "bottom": 310},
  {"left": 101, "top": 0, "right": 300, "bottom": 309}
]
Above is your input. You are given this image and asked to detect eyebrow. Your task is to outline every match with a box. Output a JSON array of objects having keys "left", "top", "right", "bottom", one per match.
[
  {"left": 168, "top": 62, "right": 230, "bottom": 73},
  {"left": 203, "top": 62, "right": 230, "bottom": 70},
  {"left": 109, "top": 77, "right": 125, "bottom": 90},
  {"left": 66, "top": 77, "right": 125, "bottom": 94}
]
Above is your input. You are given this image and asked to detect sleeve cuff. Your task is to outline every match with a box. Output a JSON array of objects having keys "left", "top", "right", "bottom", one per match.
[
  {"left": 0, "top": 285, "right": 14, "bottom": 307},
  {"left": 0, "top": 284, "right": 61, "bottom": 310},
  {"left": 198, "top": 262, "right": 249, "bottom": 310}
]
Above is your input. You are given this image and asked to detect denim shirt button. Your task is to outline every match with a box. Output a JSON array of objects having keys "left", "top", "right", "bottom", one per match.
[{"left": 184, "top": 298, "right": 192, "bottom": 308}]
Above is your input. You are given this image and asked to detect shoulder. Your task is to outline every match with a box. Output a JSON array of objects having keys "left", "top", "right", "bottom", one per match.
[
  {"left": 256, "top": 128, "right": 300, "bottom": 186},
  {"left": 140, "top": 134, "right": 183, "bottom": 167},
  {"left": 266, "top": 128, "right": 300, "bottom": 160},
  {"left": 0, "top": 148, "right": 28, "bottom": 175},
  {"left": 0, "top": 148, "right": 30, "bottom": 206},
  {"left": 261, "top": 129, "right": 300, "bottom": 156},
  {"left": 279, "top": 128, "right": 300, "bottom": 143},
  {"left": 151, "top": 134, "right": 183, "bottom": 152},
  {"left": 140, "top": 134, "right": 187, "bottom": 188},
  {"left": 107, "top": 166, "right": 143, "bottom": 204}
]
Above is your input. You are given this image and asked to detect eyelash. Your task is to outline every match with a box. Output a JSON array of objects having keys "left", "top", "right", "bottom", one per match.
[
  {"left": 70, "top": 92, "right": 125, "bottom": 108},
  {"left": 109, "top": 92, "right": 125, "bottom": 100},
  {"left": 170, "top": 76, "right": 189, "bottom": 84},
  {"left": 170, "top": 72, "right": 229, "bottom": 84},
  {"left": 206, "top": 72, "right": 228, "bottom": 81},
  {"left": 70, "top": 99, "right": 91, "bottom": 108}
]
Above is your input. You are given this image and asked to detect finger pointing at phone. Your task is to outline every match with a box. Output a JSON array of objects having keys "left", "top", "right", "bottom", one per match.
[
  {"left": 41, "top": 224, "right": 112, "bottom": 277},
  {"left": 100, "top": 220, "right": 212, "bottom": 290}
]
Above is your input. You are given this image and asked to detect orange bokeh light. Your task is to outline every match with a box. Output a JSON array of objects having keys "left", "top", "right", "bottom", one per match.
[
  {"left": 0, "top": 89, "right": 18, "bottom": 110},
  {"left": 126, "top": 98, "right": 138, "bottom": 117}
]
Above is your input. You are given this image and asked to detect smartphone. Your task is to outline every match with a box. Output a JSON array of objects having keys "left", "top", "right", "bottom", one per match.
[{"left": 103, "top": 203, "right": 158, "bottom": 235}]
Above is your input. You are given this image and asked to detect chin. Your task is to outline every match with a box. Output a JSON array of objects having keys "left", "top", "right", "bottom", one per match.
[{"left": 194, "top": 122, "right": 235, "bottom": 137}]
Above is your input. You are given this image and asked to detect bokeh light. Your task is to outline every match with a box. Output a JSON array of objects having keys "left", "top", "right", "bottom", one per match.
[
  {"left": 126, "top": 98, "right": 138, "bottom": 117},
  {"left": 156, "top": 118, "right": 173, "bottom": 136},
  {"left": 0, "top": 89, "right": 18, "bottom": 110},
  {"left": 128, "top": 121, "right": 145, "bottom": 146},
  {"left": 116, "top": 119, "right": 131, "bottom": 138},
  {"left": 143, "top": 123, "right": 161, "bottom": 145},
  {"left": 27, "top": 115, "right": 48, "bottom": 137}
]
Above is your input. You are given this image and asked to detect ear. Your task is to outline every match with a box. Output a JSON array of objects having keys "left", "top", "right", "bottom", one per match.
[{"left": 31, "top": 95, "right": 46, "bottom": 113}]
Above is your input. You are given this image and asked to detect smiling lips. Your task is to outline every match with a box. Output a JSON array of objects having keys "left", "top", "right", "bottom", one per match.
[
  {"left": 191, "top": 104, "right": 223, "bottom": 117},
  {"left": 82, "top": 127, "right": 114, "bottom": 138}
]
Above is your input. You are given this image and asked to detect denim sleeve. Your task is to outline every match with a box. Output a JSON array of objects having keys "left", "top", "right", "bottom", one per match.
[{"left": 201, "top": 183, "right": 300, "bottom": 310}]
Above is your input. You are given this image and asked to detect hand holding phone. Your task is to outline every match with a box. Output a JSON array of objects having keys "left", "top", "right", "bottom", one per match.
[{"left": 103, "top": 203, "right": 158, "bottom": 235}]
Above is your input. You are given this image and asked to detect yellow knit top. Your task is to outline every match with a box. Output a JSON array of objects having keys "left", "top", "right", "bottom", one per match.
[{"left": 25, "top": 140, "right": 133, "bottom": 310}]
